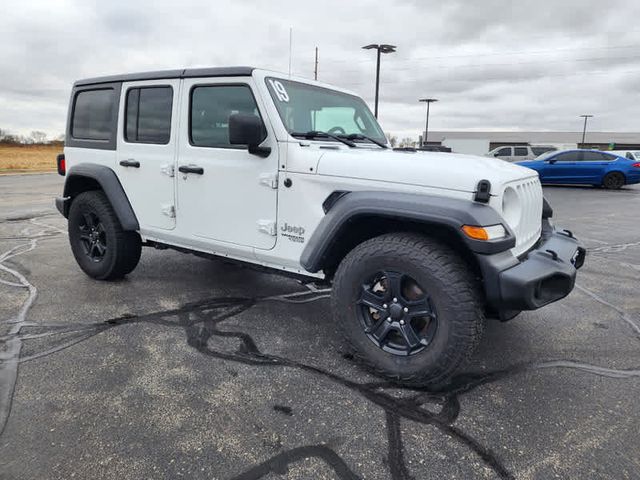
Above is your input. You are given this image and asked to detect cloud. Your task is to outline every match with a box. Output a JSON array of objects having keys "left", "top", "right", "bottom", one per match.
[{"left": 1, "top": 0, "right": 639, "bottom": 138}]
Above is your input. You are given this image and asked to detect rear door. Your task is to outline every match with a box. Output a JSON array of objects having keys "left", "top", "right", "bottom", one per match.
[
  {"left": 116, "top": 80, "right": 180, "bottom": 231},
  {"left": 580, "top": 151, "right": 613, "bottom": 182},
  {"left": 512, "top": 146, "right": 529, "bottom": 161}
]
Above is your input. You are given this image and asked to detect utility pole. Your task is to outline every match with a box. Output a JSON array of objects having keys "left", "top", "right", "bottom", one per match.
[
  {"left": 314, "top": 47, "right": 318, "bottom": 80},
  {"left": 419, "top": 98, "right": 438, "bottom": 145},
  {"left": 580, "top": 114, "right": 593, "bottom": 146},
  {"left": 362, "top": 44, "right": 397, "bottom": 118}
]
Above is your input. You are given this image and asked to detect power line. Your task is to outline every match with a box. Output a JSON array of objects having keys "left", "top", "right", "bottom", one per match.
[
  {"left": 310, "top": 53, "right": 640, "bottom": 77},
  {"left": 335, "top": 67, "right": 640, "bottom": 89},
  {"left": 314, "top": 43, "right": 640, "bottom": 66}
]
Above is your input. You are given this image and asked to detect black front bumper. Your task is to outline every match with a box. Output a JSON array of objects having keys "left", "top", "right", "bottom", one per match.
[{"left": 479, "top": 220, "right": 585, "bottom": 312}]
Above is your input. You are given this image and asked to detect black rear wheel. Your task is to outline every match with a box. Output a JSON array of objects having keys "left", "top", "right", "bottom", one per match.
[
  {"left": 332, "top": 233, "right": 484, "bottom": 385},
  {"left": 68, "top": 191, "right": 141, "bottom": 280},
  {"left": 603, "top": 172, "right": 625, "bottom": 189}
]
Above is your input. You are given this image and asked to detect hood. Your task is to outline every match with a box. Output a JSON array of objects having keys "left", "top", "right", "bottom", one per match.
[{"left": 316, "top": 149, "right": 538, "bottom": 193}]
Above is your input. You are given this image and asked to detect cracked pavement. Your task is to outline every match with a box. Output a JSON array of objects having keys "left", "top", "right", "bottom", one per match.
[{"left": 0, "top": 173, "right": 639, "bottom": 479}]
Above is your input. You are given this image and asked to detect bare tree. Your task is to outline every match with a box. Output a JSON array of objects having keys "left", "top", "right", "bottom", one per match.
[
  {"left": 399, "top": 137, "right": 416, "bottom": 148},
  {"left": 385, "top": 134, "right": 398, "bottom": 147},
  {"left": 30, "top": 130, "right": 47, "bottom": 144}
]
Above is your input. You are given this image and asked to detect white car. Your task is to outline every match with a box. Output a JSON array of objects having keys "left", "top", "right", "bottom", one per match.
[
  {"left": 487, "top": 145, "right": 557, "bottom": 162},
  {"left": 55, "top": 67, "right": 584, "bottom": 384},
  {"left": 609, "top": 150, "right": 640, "bottom": 161}
]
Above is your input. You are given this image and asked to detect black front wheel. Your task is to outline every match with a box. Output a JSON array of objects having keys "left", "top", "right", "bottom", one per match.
[
  {"left": 331, "top": 233, "right": 484, "bottom": 385},
  {"left": 68, "top": 191, "right": 141, "bottom": 280}
]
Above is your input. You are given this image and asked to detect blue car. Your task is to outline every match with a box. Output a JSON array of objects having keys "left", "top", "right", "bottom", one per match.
[{"left": 517, "top": 149, "right": 640, "bottom": 189}]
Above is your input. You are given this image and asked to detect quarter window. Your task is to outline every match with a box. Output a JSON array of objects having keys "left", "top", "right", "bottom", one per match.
[
  {"left": 72, "top": 89, "right": 115, "bottom": 140},
  {"left": 125, "top": 86, "right": 173, "bottom": 144},
  {"left": 190, "top": 85, "right": 264, "bottom": 148}
]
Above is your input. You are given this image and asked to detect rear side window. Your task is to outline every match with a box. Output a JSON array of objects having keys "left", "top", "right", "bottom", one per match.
[
  {"left": 514, "top": 147, "right": 528, "bottom": 156},
  {"left": 190, "top": 85, "right": 264, "bottom": 148},
  {"left": 532, "top": 147, "right": 555, "bottom": 156},
  {"left": 72, "top": 89, "right": 115, "bottom": 140},
  {"left": 125, "top": 86, "right": 173, "bottom": 144}
]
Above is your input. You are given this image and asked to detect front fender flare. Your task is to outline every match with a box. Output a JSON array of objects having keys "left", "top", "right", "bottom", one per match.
[{"left": 300, "top": 191, "right": 515, "bottom": 273}]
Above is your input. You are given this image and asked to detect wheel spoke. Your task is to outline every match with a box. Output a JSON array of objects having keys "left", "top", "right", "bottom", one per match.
[
  {"left": 82, "top": 212, "right": 94, "bottom": 229},
  {"left": 364, "top": 315, "right": 386, "bottom": 335},
  {"left": 383, "top": 271, "right": 403, "bottom": 300},
  {"left": 399, "top": 323, "right": 423, "bottom": 350},
  {"left": 358, "top": 287, "right": 386, "bottom": 311},
  {"left": 95, "top": 241, "right": 106, "bottom": 256},
  {"left": 371, "top": 320, "right": 393, "bottom": 343},
  {"left": 406, "top": 298, "right": 434, "bottom": 318},
  {"left": 79, "top": 233, "right": 91, "bottom": 242}
]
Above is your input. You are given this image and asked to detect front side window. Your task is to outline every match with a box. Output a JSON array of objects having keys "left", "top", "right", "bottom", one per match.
[
  {"left": 555, "top": 151, "right": 582, "bottom": 162},
  {"left": 265, "top": 77, "right": 386, "bottom": 144},
  {"left": 583, "top": 151, "right": 614, "bottom": 161},
  {"left": 72, "top": 89, "right": 114, "bottom": 140},
  {"left": 125, "top": 86, "right": 173, "bottom": 144},
  {"left": 495, "top": 147, "right": 512, "bottom": 156},
  {"left": 190, "top": 85, "right": 263, "bottom": 148}
]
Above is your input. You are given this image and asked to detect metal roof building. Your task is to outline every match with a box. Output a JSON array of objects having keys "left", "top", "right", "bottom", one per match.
[{"left": 423, "top": 131, "right": 640, "bottom": 155}]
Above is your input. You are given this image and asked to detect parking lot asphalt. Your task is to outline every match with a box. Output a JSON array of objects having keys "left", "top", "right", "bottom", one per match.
[{"left": 1, "top": 173, "right": 639, "bottom": 480}]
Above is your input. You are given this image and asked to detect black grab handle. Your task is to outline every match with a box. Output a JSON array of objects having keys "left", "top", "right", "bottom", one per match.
[
  {"left": 119, "top": 159, "right": 140, "bottom": 168},
  {"left": 178, "top": 165, "right": 204, "bottom": 175}
]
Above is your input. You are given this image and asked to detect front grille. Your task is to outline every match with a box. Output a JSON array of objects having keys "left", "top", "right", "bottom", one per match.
[{"left": 508, "top": 178, "right": 543, "bottom": 257}]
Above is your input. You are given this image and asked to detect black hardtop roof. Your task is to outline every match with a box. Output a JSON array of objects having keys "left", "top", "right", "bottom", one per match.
[{"left": 74, "top": 66, "right": 255, "bottom": 87}]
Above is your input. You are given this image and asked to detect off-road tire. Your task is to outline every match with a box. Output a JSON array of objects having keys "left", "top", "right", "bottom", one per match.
[
  {"left": 602, "top": 172, "right": 625, "bottom": 189},
  {"left": 331, "top": 233, "right": 485, "bottom": 385},
  {"left": 68, "top": 190, "right": 142, "bottom": 280}
]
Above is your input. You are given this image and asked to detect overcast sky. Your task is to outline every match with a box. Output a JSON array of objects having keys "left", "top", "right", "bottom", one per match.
[{"left": 2, "top": 0, "right": 640, "bottom": 140}]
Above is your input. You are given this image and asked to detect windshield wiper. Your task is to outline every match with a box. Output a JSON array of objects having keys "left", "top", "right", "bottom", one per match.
[
  {"left": 291, "top": 130, "right": 356, "bottom": 147},
  {"left": 342, "top": 133, "right": 388, "bottom": 149}
]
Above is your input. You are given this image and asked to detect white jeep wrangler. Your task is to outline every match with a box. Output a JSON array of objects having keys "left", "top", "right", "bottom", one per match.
[{"left": 56, "top": 67, "right": 585, "bottom": 384}]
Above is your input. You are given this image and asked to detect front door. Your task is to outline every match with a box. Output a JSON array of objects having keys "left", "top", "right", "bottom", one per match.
[
  {"left": 116, "top": 79, "right": 180, "bottom": 231},
  {"left": 176, "top": 79, "right": 278, "bottom": 250},
  {"left": 541, "top": 151, "right": 582, "bottom": 183}
]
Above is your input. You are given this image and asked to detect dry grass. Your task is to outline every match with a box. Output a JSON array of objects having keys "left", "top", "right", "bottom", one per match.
[{"left": 0, "top": 144, "right": 61, "bottom": 173}]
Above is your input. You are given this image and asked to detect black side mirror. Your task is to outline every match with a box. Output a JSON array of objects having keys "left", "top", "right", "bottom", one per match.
[
  {"left": 547, "top": 159, "right": 557, "bottom": 164},
  {"left": 228, "top": 113, "right": 270, "bottom": 157}
]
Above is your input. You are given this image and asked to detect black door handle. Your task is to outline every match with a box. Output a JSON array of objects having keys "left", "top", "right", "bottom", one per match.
[
  {"left": 119, "top": 159, "right": 140, "bottom": 168},
  {"left": 178, "top": 165, "right": 204, "bottom": 175}
]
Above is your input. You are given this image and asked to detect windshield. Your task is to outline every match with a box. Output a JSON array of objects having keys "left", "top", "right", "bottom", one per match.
[{"left": 265, "top": 77, "right": 386, "bottom": 144}]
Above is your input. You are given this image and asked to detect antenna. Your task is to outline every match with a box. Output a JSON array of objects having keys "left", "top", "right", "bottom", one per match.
[{"left": 314, "top": 46, "right": 318, "bottom": 80}]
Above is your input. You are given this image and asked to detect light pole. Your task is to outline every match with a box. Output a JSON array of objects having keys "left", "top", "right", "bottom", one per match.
[
  {"left": 419, "top": 98, "right": 438, "bottom": 146},
  {"left": 362, "top": 44, "right": 396, "bottom": 118},
  {"left": 580, "top": 114, "right": 593, "bottom": 146}
]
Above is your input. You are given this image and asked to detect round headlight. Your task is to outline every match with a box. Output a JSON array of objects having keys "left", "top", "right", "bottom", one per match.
[{"left": 502, "top": 187, "right": 521, "bottom": 229}]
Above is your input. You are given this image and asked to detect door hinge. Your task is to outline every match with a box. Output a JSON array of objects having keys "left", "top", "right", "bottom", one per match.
[
  {"left": 257, "top": 220, "right": 277, "bottom": 236},
  {"left": 259, "top": 173, "right": 279, "bottom": 189},
  {"left": 161, "top": 164, "right": 175, "bottom": 177},
  {"left": 161, "top": 205, "right": 176, "bottom": 218}
]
